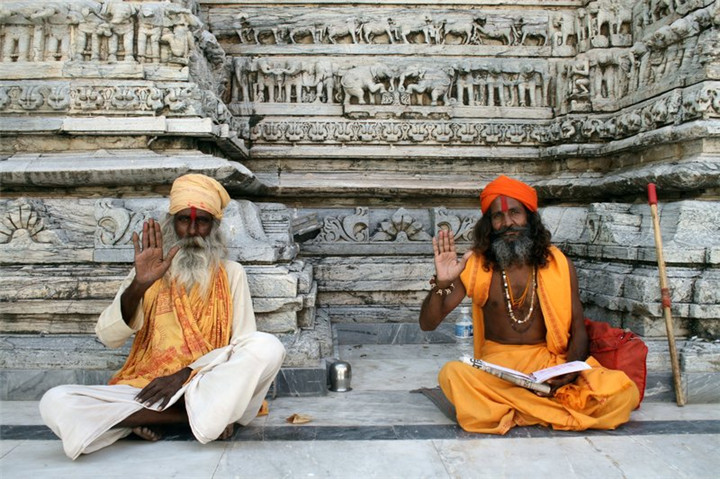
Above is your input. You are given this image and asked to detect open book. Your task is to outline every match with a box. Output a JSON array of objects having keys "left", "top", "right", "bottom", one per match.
[{"left": 460, "top": 355, "right": 591, "bottom": 394}]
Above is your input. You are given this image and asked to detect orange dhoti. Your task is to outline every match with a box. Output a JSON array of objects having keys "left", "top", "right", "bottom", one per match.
[{"left": 439, "top": 340, "right": 639, "bottom": 434}]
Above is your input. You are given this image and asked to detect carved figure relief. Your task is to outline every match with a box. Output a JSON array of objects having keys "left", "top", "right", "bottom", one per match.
[
  {"left": 0, "top": 1, "right": 716, "bottom": 147},
  {"left": 221, "top": 8, "right": 552, "bottom": 47},
  {"left": 0, "top": 0, "right": 204, "bottom": 66},
  {"left": 233, "top": 57, "right": 551, "bottom": 110},
  {"left": 340, "top": 63, "right": 395, "bottom": 105},
  {"left": 398, "top": 64, "right": 455, "bottom": 106}
]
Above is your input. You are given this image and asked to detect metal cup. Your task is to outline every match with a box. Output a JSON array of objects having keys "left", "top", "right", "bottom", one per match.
[{"left": 328, "top": 360, "right": 352, "bottom": 392}]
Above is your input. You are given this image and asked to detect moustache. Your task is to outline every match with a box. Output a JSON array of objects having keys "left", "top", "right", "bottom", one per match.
[
  {"left": 491, "top": 225, "right": 528, "bottom": 239},
  {"left": 177, "top": 236, "right": 207, "bottom": 249}
]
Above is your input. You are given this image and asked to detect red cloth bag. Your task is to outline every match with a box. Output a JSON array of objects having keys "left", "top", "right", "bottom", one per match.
[{"left": 585, "top": 318, "right": 648, "bottom": 404}]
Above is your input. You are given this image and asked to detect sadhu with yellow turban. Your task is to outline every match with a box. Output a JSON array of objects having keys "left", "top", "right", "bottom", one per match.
[
  {"left": 169, "top": 173, "right": 231, "bottom": 219},
  {"left": 40, "top": 173, "right": 285, "bottom": 459},
  {"left": 420, "top": 175, "right": 640, "bottom": 436}
]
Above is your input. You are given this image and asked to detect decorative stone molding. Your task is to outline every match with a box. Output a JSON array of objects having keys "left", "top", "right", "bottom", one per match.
[
  {"left": 305, "top": 207, "right": 480, "bottom": 254},
  {"left": 303, "top": 202, "right": 719, "bottom": 338}
]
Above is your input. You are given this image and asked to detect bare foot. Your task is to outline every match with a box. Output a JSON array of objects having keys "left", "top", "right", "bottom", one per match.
[
  {"left": 219, "top": 424, "right": 235, "bottom": 441},
  {"left": 132, "top": 426, "right": 162, "bottom": 441}
]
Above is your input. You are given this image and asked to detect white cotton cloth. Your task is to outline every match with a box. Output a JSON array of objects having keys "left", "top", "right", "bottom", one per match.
[{"left": 39, "top": 260, "right": 285, "bottom": 460}]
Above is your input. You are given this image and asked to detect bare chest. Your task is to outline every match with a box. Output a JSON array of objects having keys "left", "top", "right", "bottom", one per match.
[{"left": 482, "top": 270, "right": 546, "bottom": 344}]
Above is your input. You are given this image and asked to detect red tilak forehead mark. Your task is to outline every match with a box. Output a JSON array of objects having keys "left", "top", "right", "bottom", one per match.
[
  {"left": 500, "top": 196, "right": 508, "bottom": 212},
  {"left": 190, "top": 206, "right": 197, "bottom": 222}
]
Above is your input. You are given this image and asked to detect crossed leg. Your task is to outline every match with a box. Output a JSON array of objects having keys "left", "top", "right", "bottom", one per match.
[{"left": 116, "top": 400, "right": 236, "bottom": 441}]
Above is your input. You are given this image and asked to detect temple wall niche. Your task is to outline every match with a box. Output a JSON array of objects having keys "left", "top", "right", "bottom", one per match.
[{"left": 0, "top": 0, "right": 718, "bottom": 400}]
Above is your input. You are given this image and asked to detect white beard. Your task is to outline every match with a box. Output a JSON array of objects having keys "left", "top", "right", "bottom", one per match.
[{"left": 161, "top": 216, "right": 227, "bottom": 295}]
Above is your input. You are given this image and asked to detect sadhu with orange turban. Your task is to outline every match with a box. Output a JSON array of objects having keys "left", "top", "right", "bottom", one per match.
[
  {"left": 479, "top": 175, "right": 538, "bottom": 214},
  {"left": 420, "top": 174, "right": 640, "bottom": 436}
]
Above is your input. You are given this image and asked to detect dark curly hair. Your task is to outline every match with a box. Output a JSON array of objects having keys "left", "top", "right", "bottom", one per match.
[{"left": 471, "top": 208, "right": 552, "bottom": 271}]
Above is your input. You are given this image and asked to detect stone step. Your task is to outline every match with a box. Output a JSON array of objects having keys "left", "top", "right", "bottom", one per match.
[{"left": 2, "top": 322, "right": 718, "bottom": 402}]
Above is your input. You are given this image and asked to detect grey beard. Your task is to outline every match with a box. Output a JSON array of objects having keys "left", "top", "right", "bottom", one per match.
[
  {"left": 490, "top": 228, "right": 533, "bottom": 269},
  {"left": 160, "top": 216, "right": 227, "bottom": 294}
]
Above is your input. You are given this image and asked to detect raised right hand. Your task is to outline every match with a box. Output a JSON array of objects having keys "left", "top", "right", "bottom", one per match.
[
  {"left": 433, "top": 230, "right": 472, "bottom": 286},
  {"left": 131, "top": 219, "right": 179, "bottom": 288}
]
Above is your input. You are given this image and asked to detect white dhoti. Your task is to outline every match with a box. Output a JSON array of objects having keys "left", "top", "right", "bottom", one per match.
[{"left": 40, "top": 332, "right": 284, "bottom": 460}]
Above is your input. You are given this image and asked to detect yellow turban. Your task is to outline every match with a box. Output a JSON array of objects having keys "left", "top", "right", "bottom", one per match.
[{"left": 169, "top": 174, "right": 230, "bottom": 219}]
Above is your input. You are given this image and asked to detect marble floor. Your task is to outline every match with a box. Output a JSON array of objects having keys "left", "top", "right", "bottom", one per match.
[{"left": 2, "top": 343, "right": 719, "bottom": 478}]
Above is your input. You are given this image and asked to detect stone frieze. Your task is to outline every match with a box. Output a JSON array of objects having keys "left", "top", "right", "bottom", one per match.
[{"left": 247, "top": 84, "right": 720, "bottom": 146}]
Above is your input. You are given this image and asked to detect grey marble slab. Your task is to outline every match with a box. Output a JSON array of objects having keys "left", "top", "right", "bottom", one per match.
[
  {"left": 0, "top": 439, "right": 229, "bottom": 478},
  {"left": 260, "top": 390, "right": 454, "bottom": 427},
  {"left": 274, "top": 367, "right": 328, "bottom": 397},
  {"left": 213, "top": 440, "right": 451, "bottom": 479},
  {"left": 433, "top": 434, "right": 720, "bottom": 479},
  {"left": 0, "top": 439, "right": 22, "bottom": 460}
]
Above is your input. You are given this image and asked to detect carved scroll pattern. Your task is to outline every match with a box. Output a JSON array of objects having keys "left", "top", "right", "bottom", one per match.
[
  {"left": 310, "top": 208, "right": 479, "bottom": 245},
  {"left": 0, "top": 82, "right": 206, "bottom": 115},
  {"left": 313, "top": 207, "right": 370, "bottom": 243},
  {"left": 435, "top": 208, "right": 479, "bottom": 243},
  {"left": 94, "top": 199, "right": 148, "bottom": 247}
]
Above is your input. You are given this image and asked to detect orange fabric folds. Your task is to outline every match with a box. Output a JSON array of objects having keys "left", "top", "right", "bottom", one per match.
[
  {"left": 448, "top": 247, "right": 639, "bottom": 434},
  {"left": 439, "top": 342, "right": 639, "bottom": 434},
  {"left": 110, "top": 267, "right": 232, "bottom": 388},
  {"left": 460, "top": 246, "right": 571, "bottom": 358}
]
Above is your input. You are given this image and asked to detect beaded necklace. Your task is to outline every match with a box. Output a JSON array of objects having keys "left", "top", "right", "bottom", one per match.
[
  {"left": 505, "top": 268, "right": 532, "bottom": 310},
  {"left": 500, "top": 267, "right": 537, "bottom": 332}
]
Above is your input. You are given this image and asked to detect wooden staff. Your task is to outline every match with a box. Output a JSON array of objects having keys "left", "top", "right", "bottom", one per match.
[{"left": 647, "top": 183, "right": 685, "bottom": 406}]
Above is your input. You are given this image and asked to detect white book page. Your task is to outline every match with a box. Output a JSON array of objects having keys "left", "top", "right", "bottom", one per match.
[
  {"left": 529, "top": 361, "right": 591, "bottom": 383},
  {"left": 477, "top": 360, "right": 533, "bottom": 381}
]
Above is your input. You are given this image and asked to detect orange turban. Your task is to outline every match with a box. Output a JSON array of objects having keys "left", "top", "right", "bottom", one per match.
[
  {"left": 169, "top": 174, "right": 230, "bottom": 219},
  {"left": 480, "top": 175, "right": 538, "bottom": 214}
]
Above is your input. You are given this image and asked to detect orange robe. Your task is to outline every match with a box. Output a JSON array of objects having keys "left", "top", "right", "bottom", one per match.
[
  {"left": 438, "top": 246, "right": 639, "bottom": 434},
  {"left": 110, "top": 267, "right": 232, "bottom": 388}
]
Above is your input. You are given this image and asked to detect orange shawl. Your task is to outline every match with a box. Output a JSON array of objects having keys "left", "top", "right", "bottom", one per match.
[
  {"left": 460, "top": 246, "right": 572, "bottom": 358},
  {"left": 109, "top": 266, "right": 232, "bottom": 388}
]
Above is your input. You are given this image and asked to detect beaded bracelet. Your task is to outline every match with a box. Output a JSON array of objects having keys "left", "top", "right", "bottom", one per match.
[{"left": 430, "top": 275, "right": 455, "bottom": 296}]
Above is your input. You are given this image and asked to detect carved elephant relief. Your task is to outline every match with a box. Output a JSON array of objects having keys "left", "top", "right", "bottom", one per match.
[
  {"left": 398, "top": 65, "right": 455, "bottom": 106},
  {"left": 340, "top": 63, "right": 395, "bottom": 105}
]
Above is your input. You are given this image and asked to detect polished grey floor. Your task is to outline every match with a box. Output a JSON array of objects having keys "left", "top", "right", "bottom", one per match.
[{"left": 2, "top": 343, "right": 719, "bottom": 478}]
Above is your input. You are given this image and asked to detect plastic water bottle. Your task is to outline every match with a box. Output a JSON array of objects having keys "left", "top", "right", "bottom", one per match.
[{"left": 454, "top": 306, "right": 474, "bottom": 355}]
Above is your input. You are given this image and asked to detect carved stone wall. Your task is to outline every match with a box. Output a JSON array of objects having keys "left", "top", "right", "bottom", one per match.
[{"left": 0, "top": 0, "right": 718, "bottom": 400}]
